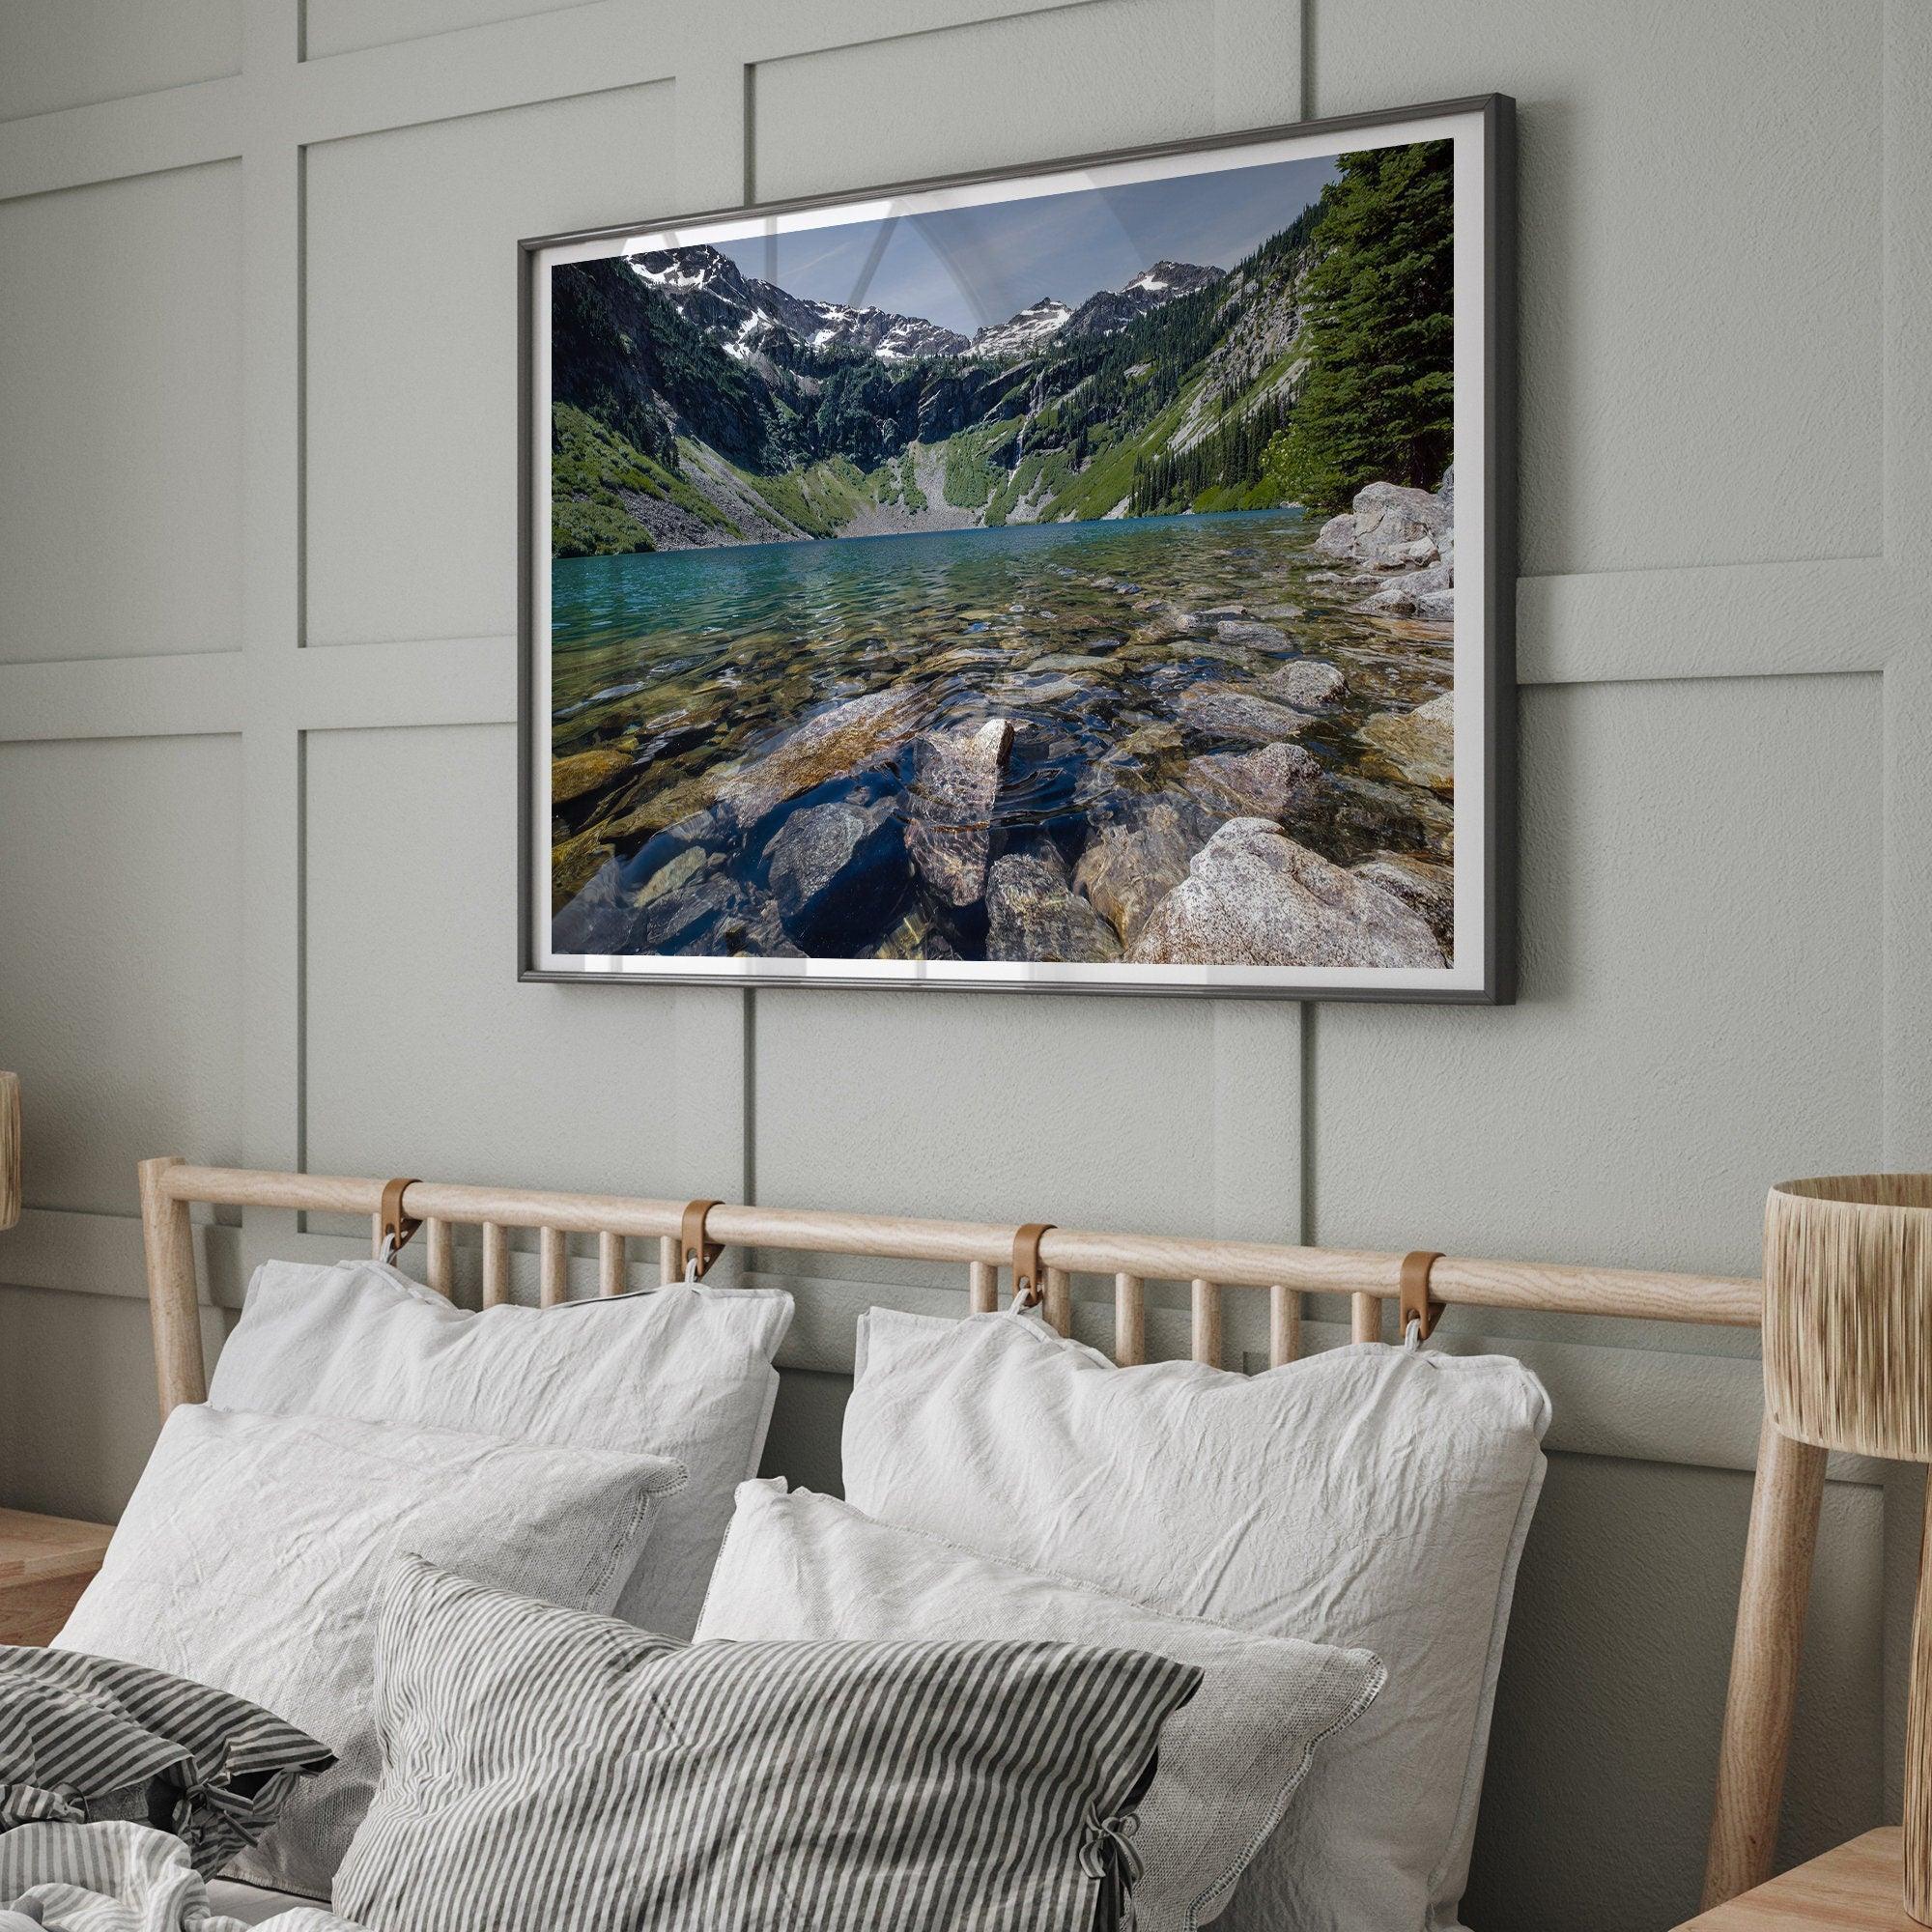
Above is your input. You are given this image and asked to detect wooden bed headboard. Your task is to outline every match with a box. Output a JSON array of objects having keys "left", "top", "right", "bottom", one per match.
[{"left": 135, "top": 1153, "right": 1819, "bottom": 1913}]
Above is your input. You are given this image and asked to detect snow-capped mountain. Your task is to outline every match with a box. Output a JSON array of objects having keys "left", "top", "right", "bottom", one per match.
[
  {"left": 628, "top": 245, "right": 969, "bottom": 363},
  {"left": 1065, "top": 260, "right": 1221, "bottom": 338},
  {"left": 966, "top": 297, "right": 1072, "bottom": 361},
  {"left": 627, "top": 244, "right": 1223, "bottom": 370}
]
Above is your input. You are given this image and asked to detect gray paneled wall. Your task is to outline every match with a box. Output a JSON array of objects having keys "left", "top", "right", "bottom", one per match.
[{"left": 1, "top": 4, "right": 1927, "bottom": 1927}]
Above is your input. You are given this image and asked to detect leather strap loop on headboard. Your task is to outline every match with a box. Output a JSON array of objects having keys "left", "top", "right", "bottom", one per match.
[
  {"left": 1400, "top": 1249, "right": 1445, "bottom": 1343},
  {"left": 1012, "top": 1223, "right": 1055, "bottom": 1310},
  {"left": 380, "top": 1178, "right": 422, "bottom": 1260},
  {"left": 681, "top": 1199, "right": 723, "bottom": 1280}
]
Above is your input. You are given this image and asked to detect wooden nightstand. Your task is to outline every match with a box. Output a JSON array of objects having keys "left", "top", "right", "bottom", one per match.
[
  {"left": 1675, "top": 1830, "right": 1916, "bottom": 1929},
  {"left": 0, "top": 1507, "right": 112, "bottom": 1645}
]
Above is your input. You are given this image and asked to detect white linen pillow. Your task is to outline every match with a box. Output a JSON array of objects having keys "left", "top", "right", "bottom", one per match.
[
  {"left": 696, "top": 1479, "right": 1386, "bottom": 1932},
  {"left": 207, "top": 1256, "right": 792, "bottom": 1638},
  {"left": 841, "top": 1308, "right": 1551, "bottom": 1932},
  {"left": 55, "top": 1404, "right": 682, "bottom": 1903}
]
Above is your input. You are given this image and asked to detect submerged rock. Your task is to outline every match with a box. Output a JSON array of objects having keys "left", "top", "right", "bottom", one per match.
[
  {"left": 1129, "top": 819, "right": 1444, "bottom": 969},
  {"left": 630, "top": 845, "right": 710, "bottom": 912},
  {"left": 552, "top": 746, "right": 634, "bottom": 805},
  {"left": 1362, "top": 692, "right": 1455, "bottom": 792},
  {"left": 1027, "top": 652, "right": 1117, "bottom": 675},
  {"left": 985, "top": 850, "right": 1122, "bottom": 963},
  {"left": 1214, "top": 619, "right": 1291, "bottom": 650},
  {"left": 1177, "top": 685, "right": 1317, "bottom": 745},
  {"left": 551, "top": 828, "right": 613, "bottom": 910},
  {"left": 869, "top": 907, "right": 958, "bottom": 962},
  {"left": 1186, "top": 742, "right": 1322, "bottom": 819},
  {"left": 1072, "top": 796, "right": 1208, "bottom": 948},
  {"left": 765, "top": 795, "right": 899, "bottom": 942},
  {"left": 551, "top": 857, "right": 628, "bottom": 952},
  {"left": 630, "top": 871, "right": 748, "bottom": 953},
  {"left": 905, "top": 718, "right": 1013, "bottom": 906},
  {"left": 716, "top": 687, "right": 924, "bottom": 828},
  {"left": 1260, "top": 659, "right": 1347, "bottom": 710}
]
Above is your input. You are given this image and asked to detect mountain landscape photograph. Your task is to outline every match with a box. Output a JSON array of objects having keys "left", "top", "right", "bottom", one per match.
[{"left": 545, "top": 139, "right": 1461, "bottom": 976}]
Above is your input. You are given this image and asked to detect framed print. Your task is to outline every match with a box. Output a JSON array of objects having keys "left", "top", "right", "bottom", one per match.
[{"left": 520, "top": 94, "right": 1515, "bottom": 1000}]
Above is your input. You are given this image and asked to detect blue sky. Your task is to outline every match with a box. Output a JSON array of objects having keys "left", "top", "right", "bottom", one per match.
[{"left": 714, "top": 154, "right": 1339, "bottom": 337}]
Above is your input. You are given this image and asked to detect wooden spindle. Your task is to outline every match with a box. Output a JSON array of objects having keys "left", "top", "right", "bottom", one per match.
[
  {"left": 1044, "top": 1265, "right": 1072, "bottom": 1337},
  {"left": 598, "top": 1230, "right": 625, "bottom": 1297},
  {"left": 968, "top": 1261, "right": 998, "bottom": 1315},
  {"left": 1270, "top": 1283, "right": 1300, "bottom": 1366},
  {"left": 1351, "top": 1291, "right": 1381, "bottom": 1344},
  {"left": 540, "top": 1227, "right": 568, "bottom": 1307},
  {"left": 1702, "top": 1417, "right": 1830, "bottom": 1906},
  {"left": 426, "top": 1217, "right": 454, "bottom": 1297},
  {"left": 1114, "top": 1274, "right": 1145, "bottom": 1366},
  {"left": 1191, "top": 1279, "right": 1222, "bottom": 1367},
  {"left": 369, "top": 1211, "right": 384, "bottom": 1259},
  {"left": 659, "top": 1235, "right": 679, "bottom": 1285},
  {"left": 138, "top": 1156, "right": 206, "bottom": 1416},
  {"left": 481, "top": 1223, "right": 510, "bottom": 1307}
]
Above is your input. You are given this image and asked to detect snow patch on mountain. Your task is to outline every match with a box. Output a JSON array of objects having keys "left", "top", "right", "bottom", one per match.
[
  {"left": 627, "top": 245, "right": 1223, "bottom": 369},
  {"left": 968, "top": 298, "right": 1072, "bottom": 360}
]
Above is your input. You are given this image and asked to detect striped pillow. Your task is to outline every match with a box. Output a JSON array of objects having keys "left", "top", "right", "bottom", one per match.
[
  {"left": 0, "top": 1647, "right": 333, "bottom": 1877},
  {"left": 336, "top": 1555, "right": 1203, "bottom": 1932}
]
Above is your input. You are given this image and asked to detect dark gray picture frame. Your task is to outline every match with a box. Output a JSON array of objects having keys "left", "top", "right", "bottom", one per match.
[{"left": 519, "top": 94, "right": 1515, "bottom": 1001}]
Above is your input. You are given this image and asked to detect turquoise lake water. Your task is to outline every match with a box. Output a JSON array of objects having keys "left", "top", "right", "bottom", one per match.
[{"left": 548, "top": 509, "right": 1453, "bottom": 962}]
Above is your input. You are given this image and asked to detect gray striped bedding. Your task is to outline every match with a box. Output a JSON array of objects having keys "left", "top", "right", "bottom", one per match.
[
  {"left": 334, "top": 1554, "right": 1204, "bottom": 1932},
  {"left": 0, "top": 1647, "right": 333, "bottom": 1878},
  {"left": 0, "top": 1821, "right": 362, "bottom": 1931}
]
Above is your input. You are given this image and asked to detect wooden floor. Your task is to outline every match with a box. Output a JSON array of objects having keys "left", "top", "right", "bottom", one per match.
[{"left": 1679, "top": 1831, "right": 1917, "bottom": 1930}]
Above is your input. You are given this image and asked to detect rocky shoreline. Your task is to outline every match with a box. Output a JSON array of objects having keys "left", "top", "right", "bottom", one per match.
[{"left": 551, "top": 484, "right": 1456, "bottom": 971}]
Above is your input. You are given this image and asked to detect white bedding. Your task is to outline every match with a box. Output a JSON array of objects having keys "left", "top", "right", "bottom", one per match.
[
  {"left": 203, "top": 1877, "right": 332, "bottom": 1927},
  {"left": 0, "top": 1824, "right": 360, "bottom": 1931}
]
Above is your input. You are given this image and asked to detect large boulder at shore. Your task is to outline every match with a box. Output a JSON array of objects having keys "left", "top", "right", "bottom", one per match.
[
  {"left": 1314, "top": 512, "right": 1360, "bottom": 558},
  {"left": 1072, "top": 795, "right": 1206, "bottom": 948},
  {"left": 1350, "top": 566, "right": 1449, "bottom": 617},
  {"left": 1312, "top": 475, "right": 1453, "bottom": 568},
  {"left": 716, "top": 687, "right": 924, "bottom": 828},
  {"left": 985, "top": 850, "right": 1121, "bottom": 963},
  {"left": 1362, "top": 692, "right": 1455, "bottom": 792},
  {"left": 1177, "top": 685, "right": 1317, "bottom": 745},
  {"left": 1260, "top": 659, "right": 1346, "bottom": 710},
  {"left": 765, "top": 794, "right": 900, "bottom": 945},
  {"left": 1354, "top": 852, "right": 1456, "bottom": 938},
  {"left": 904, "top": 718, "right": 1013, "bottom": 906},
  {"left": 1129, "top": 819, "right": 1444, "bottom": 969}
]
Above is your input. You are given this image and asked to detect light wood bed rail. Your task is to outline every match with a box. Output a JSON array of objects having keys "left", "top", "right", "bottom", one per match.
[{"left": 134, "top": 1154, "right": 1816, "bottom": 1913}]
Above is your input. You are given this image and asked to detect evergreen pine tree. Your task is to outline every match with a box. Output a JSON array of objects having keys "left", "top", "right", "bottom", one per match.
[{"left": 1267, "top": 141, "right": 1454, "bottom": 512}]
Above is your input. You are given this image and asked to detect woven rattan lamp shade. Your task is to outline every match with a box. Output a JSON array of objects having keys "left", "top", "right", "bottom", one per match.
[
  {"left": 1762, "top": 1174, "right": 1932, "bottom": 1922},
  {"left": 0, "top": 1074, "right": 17, "bottom": 1232},
  {"left": 1764, "top": 1175, "right": 1932, "bottom": 1459}
]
